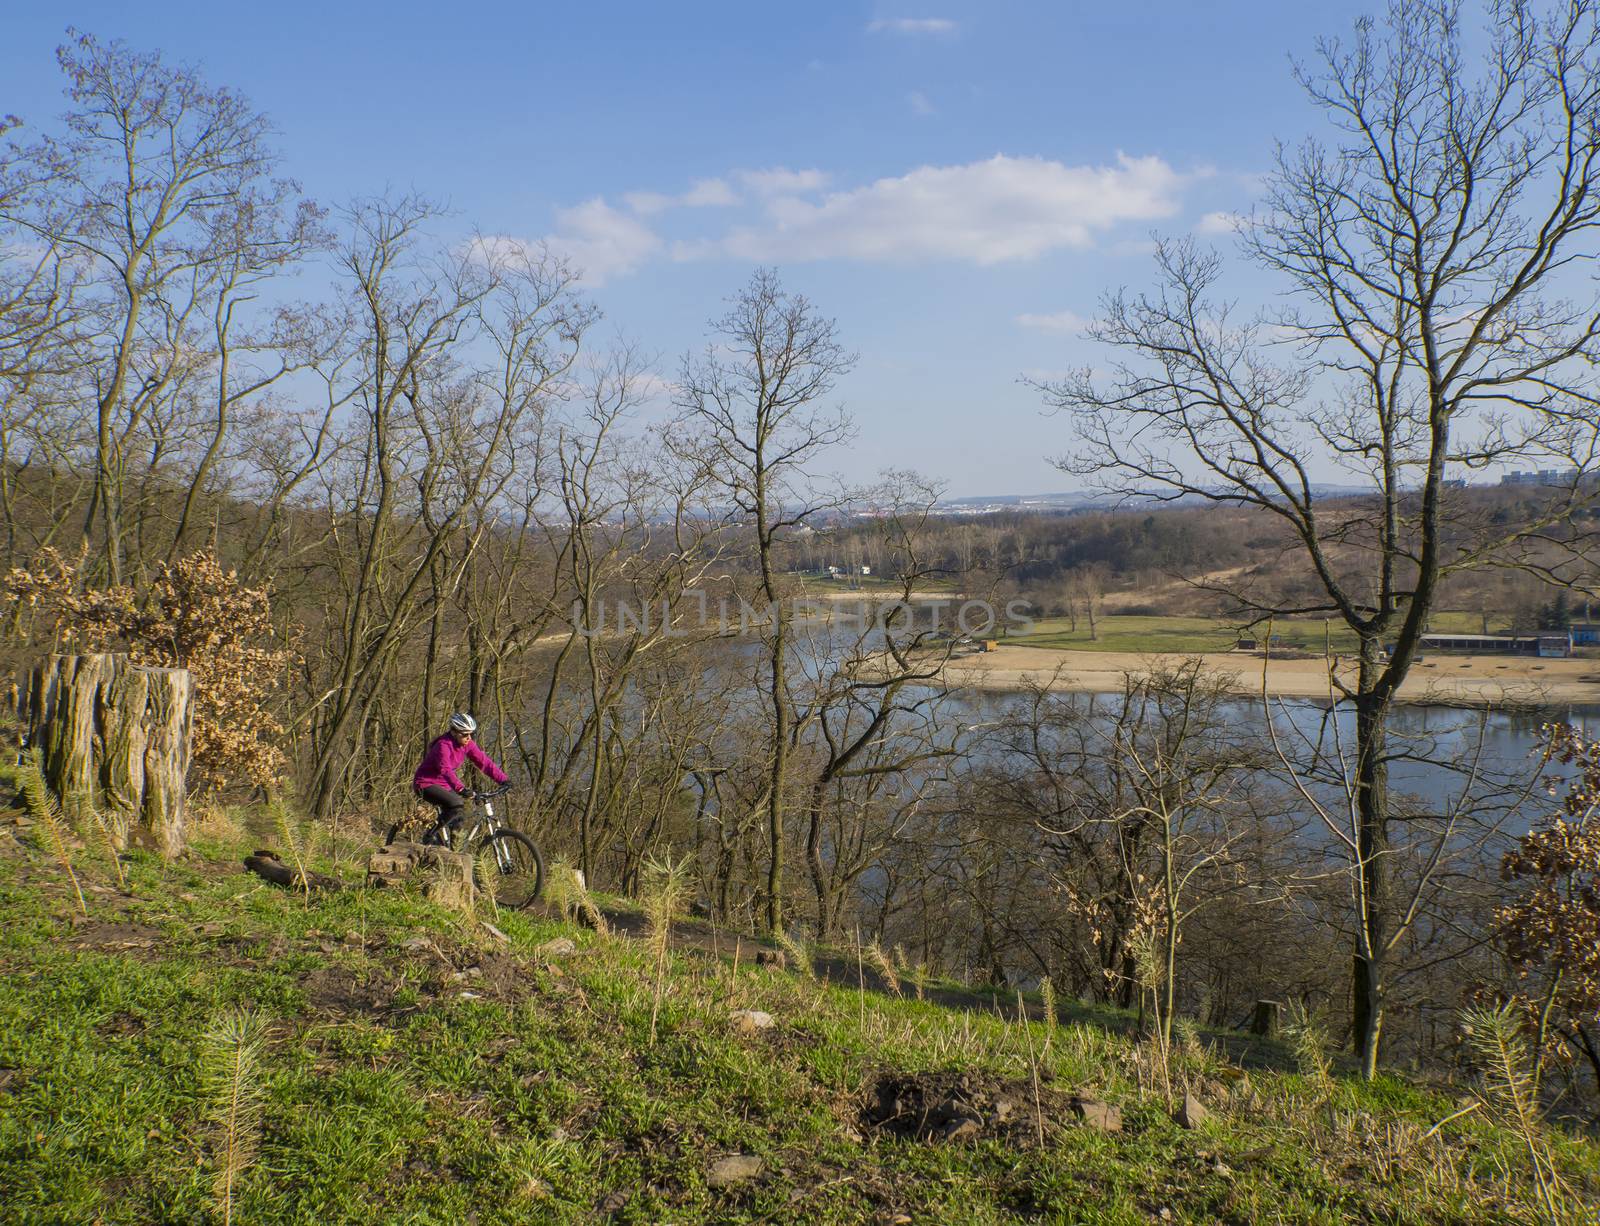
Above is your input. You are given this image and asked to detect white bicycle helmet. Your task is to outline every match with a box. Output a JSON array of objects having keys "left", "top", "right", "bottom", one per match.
[{"left": 449, "top": 712, "right": 478, "bottom": 735}]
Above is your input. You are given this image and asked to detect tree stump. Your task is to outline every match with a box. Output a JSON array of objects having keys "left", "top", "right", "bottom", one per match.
[
  {"left": 1250, "top": 999, "right": 1281, "bottom": 1037},
  {"left": 16, "top": 653, "right": 195, "bottom": 858},
  {"left": 367, "top": 841, "right": 476, "bottom": 910}
]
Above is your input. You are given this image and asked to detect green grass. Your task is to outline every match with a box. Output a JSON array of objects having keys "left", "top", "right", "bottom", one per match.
[
  {"left": 0, "top": 816, "right": 1594, "bottom": 1223},
  {"left": 1003, "top": 612, "right": 1488, "bottom": 654}
]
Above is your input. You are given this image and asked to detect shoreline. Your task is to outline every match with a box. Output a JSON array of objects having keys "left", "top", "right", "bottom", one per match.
[{"left": 937, "top": 645, "right": 1600, "bottom": 709}]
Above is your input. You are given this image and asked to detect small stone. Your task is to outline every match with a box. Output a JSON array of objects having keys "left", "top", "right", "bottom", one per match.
[
  {"left": 458, "top": 990, "right": 482, "bottom": 1000},
  {"left": 991, "top": 1097, "right": 1015, "bottom": 1122},
  {"left": 343, "top": 931, "right": 364, "bottom": 945},
  {"left": 402, "top": 936, "right": 433, "bottom": 952},
  {"left": 942, "top": 1116, "right": 982, "bottom": 1142},
  {"left": 199, "top": 921, "right": 224, "bottom": 936},
  {"left": 728, "top": 1009, "right": 775, "bottom": 1034},
  {"left": 1177, "top": 1090, "right": 1209, "bottom": 1129},
  {"left": 179, "top": 892, "right": 198, "bottom": 903},
  {"left": 1067, "top": 1097, "right": 1122, "bottom": 1132},
  {"left": 706, "top": 1154, "right": 764, "bottom": 1188},
  {"left": 536, "top": 937, "right": 578, "bottom": 958},
  {"left": 480, "top": 922, "right": 510, "bottom": 944}
]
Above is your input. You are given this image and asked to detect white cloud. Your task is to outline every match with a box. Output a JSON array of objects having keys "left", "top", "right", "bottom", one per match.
[
  {"left": 1016, "top": 310, "right": 1091, "bottom": 335},
  {"left": 1195, "top": 209, "right": 1242, "bottom": 236},
  {"left": 685, "top": 154, "right": 1188, "bottom": 266},
  {"left": 545, "top": 198, "right": 661, "bottom": 286},
  {"left": 868, "top": 17, "right": 958, "bottom": 34},
  {"left": 629, "top": 371, "right": 680, "bottom": 403},
  {"left": 908, "top": 90, "right": 935, "bottom": 116},
  {"left": 735, "top": 167, "right": 830, "bottom": 197},
  {"left": 625, "top": 178, "right": 739, "bottom": 215}
]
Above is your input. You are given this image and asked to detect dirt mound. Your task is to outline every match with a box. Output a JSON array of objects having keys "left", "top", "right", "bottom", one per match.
[{"left": 862, "top": 1070, "right": 1082, "bottom": 1144}]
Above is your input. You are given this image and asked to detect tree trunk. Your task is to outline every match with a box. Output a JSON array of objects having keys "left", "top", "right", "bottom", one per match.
[
  {"left": 1352, "top": 681, "right": 1390, "bottom": 1078},
  {"left": 17, "top": 653, "right": 194, "bottom": 858}
]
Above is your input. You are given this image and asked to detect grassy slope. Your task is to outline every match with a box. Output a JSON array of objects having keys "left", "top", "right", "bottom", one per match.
[
  {"left": 0, "top": 827, "right": 1595, "bottom": 1224},
  {"left": 1002, "top": 613, "right": 1486, "bottom": 654}
]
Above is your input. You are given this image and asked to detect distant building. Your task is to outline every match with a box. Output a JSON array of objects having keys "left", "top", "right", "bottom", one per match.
[
  {"left": 1418, "top": 632, "right": 1572, "bottom": 658},
  {"left": 1571, "top": 622, "right": 1600, "bottom": 645},
  {"left": 1502, "top": 469, "right": 1580, "bottom": 486}
]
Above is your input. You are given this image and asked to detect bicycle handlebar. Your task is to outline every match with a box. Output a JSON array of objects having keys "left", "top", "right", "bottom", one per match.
[{"left": 474, "top": 782, "right": 513, "bottom": 801}]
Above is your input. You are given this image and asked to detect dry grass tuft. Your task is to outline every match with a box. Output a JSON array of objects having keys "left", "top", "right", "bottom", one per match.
[
  {"left": 85, "top": 806, "right": 128, "bottom": 891},
  {"left": 19, "top": 749, "right": 85, "bottom": 916},
  {"left": 266, "top": 797, "right": 313, "bottom": 898},
  {"left": 1460, "top": 1004, "right": 1569, "bottom": 1222},
  {"left": 775, "top": 926, "right": 815, "bottom": 979},
  {"left": 202, "top": 1007, "right": 268, "bottom": 1226},
  {"left": 642, "top": 854, "right": 690, "bottom": 1045},
  {"left": 864, "top": 939, "right": 900, "bottom": 995}
]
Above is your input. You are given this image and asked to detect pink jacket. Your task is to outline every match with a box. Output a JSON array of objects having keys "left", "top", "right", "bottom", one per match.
[{"left": 414, "top": 734, "right": 508, "bottom": 794}]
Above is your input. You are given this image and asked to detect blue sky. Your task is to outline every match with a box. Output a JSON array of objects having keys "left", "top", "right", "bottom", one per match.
[{"left": 3, "top": 2, "right": 1354, "bottom": 496}]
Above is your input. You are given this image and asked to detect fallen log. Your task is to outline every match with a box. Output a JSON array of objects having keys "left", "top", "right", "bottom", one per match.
[{"left": 243, "top": 849, "right": 346, "bottom": 892}]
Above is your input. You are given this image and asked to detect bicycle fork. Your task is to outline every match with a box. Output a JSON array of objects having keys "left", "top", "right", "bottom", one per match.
[{"left": 483, "top": 799, "right": 515, "bottom": 873}]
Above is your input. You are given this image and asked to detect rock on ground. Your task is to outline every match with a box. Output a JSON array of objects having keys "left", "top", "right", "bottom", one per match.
[
  {"left": 1176, "top": 1089, "right": 1209, "bottom": 1129},
  {"left": 1067, "top": 1096, "right": 1122, "bottom": 1133},
  {"left": 706, "top": 1155, "right": 764, "bottom": 1188},
  {"left": 729, "top": 1009, "right": 775, "bottom": 1034}
]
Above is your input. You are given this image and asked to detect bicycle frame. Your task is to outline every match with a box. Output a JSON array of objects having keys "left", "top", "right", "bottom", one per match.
[{"left": 435, "top": 787, "right": 516, "bottom": 872}]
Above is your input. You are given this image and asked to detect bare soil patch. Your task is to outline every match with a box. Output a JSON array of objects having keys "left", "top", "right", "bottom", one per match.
[{"left": 862, "top": 1069, "right": 1080, "bottom": 1145}]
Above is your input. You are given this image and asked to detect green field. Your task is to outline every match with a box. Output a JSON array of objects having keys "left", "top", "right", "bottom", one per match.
[{"left": 1001, "top": 612, "right": 1488, "bottom": 654}]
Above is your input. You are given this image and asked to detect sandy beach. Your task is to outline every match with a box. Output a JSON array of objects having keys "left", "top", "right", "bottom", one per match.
[{"left": 940, "top": 645, "right": 1600, "bottom": 708}]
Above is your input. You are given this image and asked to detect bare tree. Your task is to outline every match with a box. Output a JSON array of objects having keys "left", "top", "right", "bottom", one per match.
[
  {"left": 304, "top": 199, "right": 587, "bottom": 817},
  {"left": 0, "top": 118, "right": 86, "bottom": 568},
  {"left": 3, "top": 32, "right": 322, "bottom": 582},
  {"left": 676, "top": 268, "right": 855, "bottom": 934},
  {"left": 793, "top": 472, "right": 965, "bottom": 935},
  {"left": 1038, "top": 0, "right": 1600, "bottom": 1074}
]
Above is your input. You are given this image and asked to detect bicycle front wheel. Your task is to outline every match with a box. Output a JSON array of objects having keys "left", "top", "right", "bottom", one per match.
[{"left": 474, "top": 829, "right": 545, "bottom": 910}]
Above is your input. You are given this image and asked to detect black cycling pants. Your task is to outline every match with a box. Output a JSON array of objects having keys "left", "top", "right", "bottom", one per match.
[{"left": 417, "top": 784, "right": 467, "bottom": 841}]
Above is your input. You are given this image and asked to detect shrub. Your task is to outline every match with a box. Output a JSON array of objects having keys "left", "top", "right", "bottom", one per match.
[{"left": 4, "top": 547, "right": 292, "bottom": 791}]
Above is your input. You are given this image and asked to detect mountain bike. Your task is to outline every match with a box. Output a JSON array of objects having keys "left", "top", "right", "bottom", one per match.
[{"left": 385, "top": 783, "right": 545, "bottom": 909}]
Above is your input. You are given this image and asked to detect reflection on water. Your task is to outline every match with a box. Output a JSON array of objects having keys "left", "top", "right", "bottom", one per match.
[{"left": 943, "top": 687, "right": 1600, "bottom": 823}]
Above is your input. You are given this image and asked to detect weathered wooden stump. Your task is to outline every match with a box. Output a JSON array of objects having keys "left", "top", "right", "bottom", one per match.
[
  {"left": 367, "top": 841, "right": 475, "bottom": 909},
  {"left": 1250, "top": 999, "right": 1281, "bottom": 1037},
  {"left": 16, "top": 653, "right": 194, "bottom": 858}
]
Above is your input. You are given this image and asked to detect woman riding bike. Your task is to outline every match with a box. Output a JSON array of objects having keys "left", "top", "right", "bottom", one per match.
[{"left": 413, "top": 712, "right": 508, "bottom": 844}]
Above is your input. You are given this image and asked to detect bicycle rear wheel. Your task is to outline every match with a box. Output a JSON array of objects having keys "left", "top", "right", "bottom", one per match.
[{"left": 474, "top": 829, "right": 545, "bottom": 910}]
